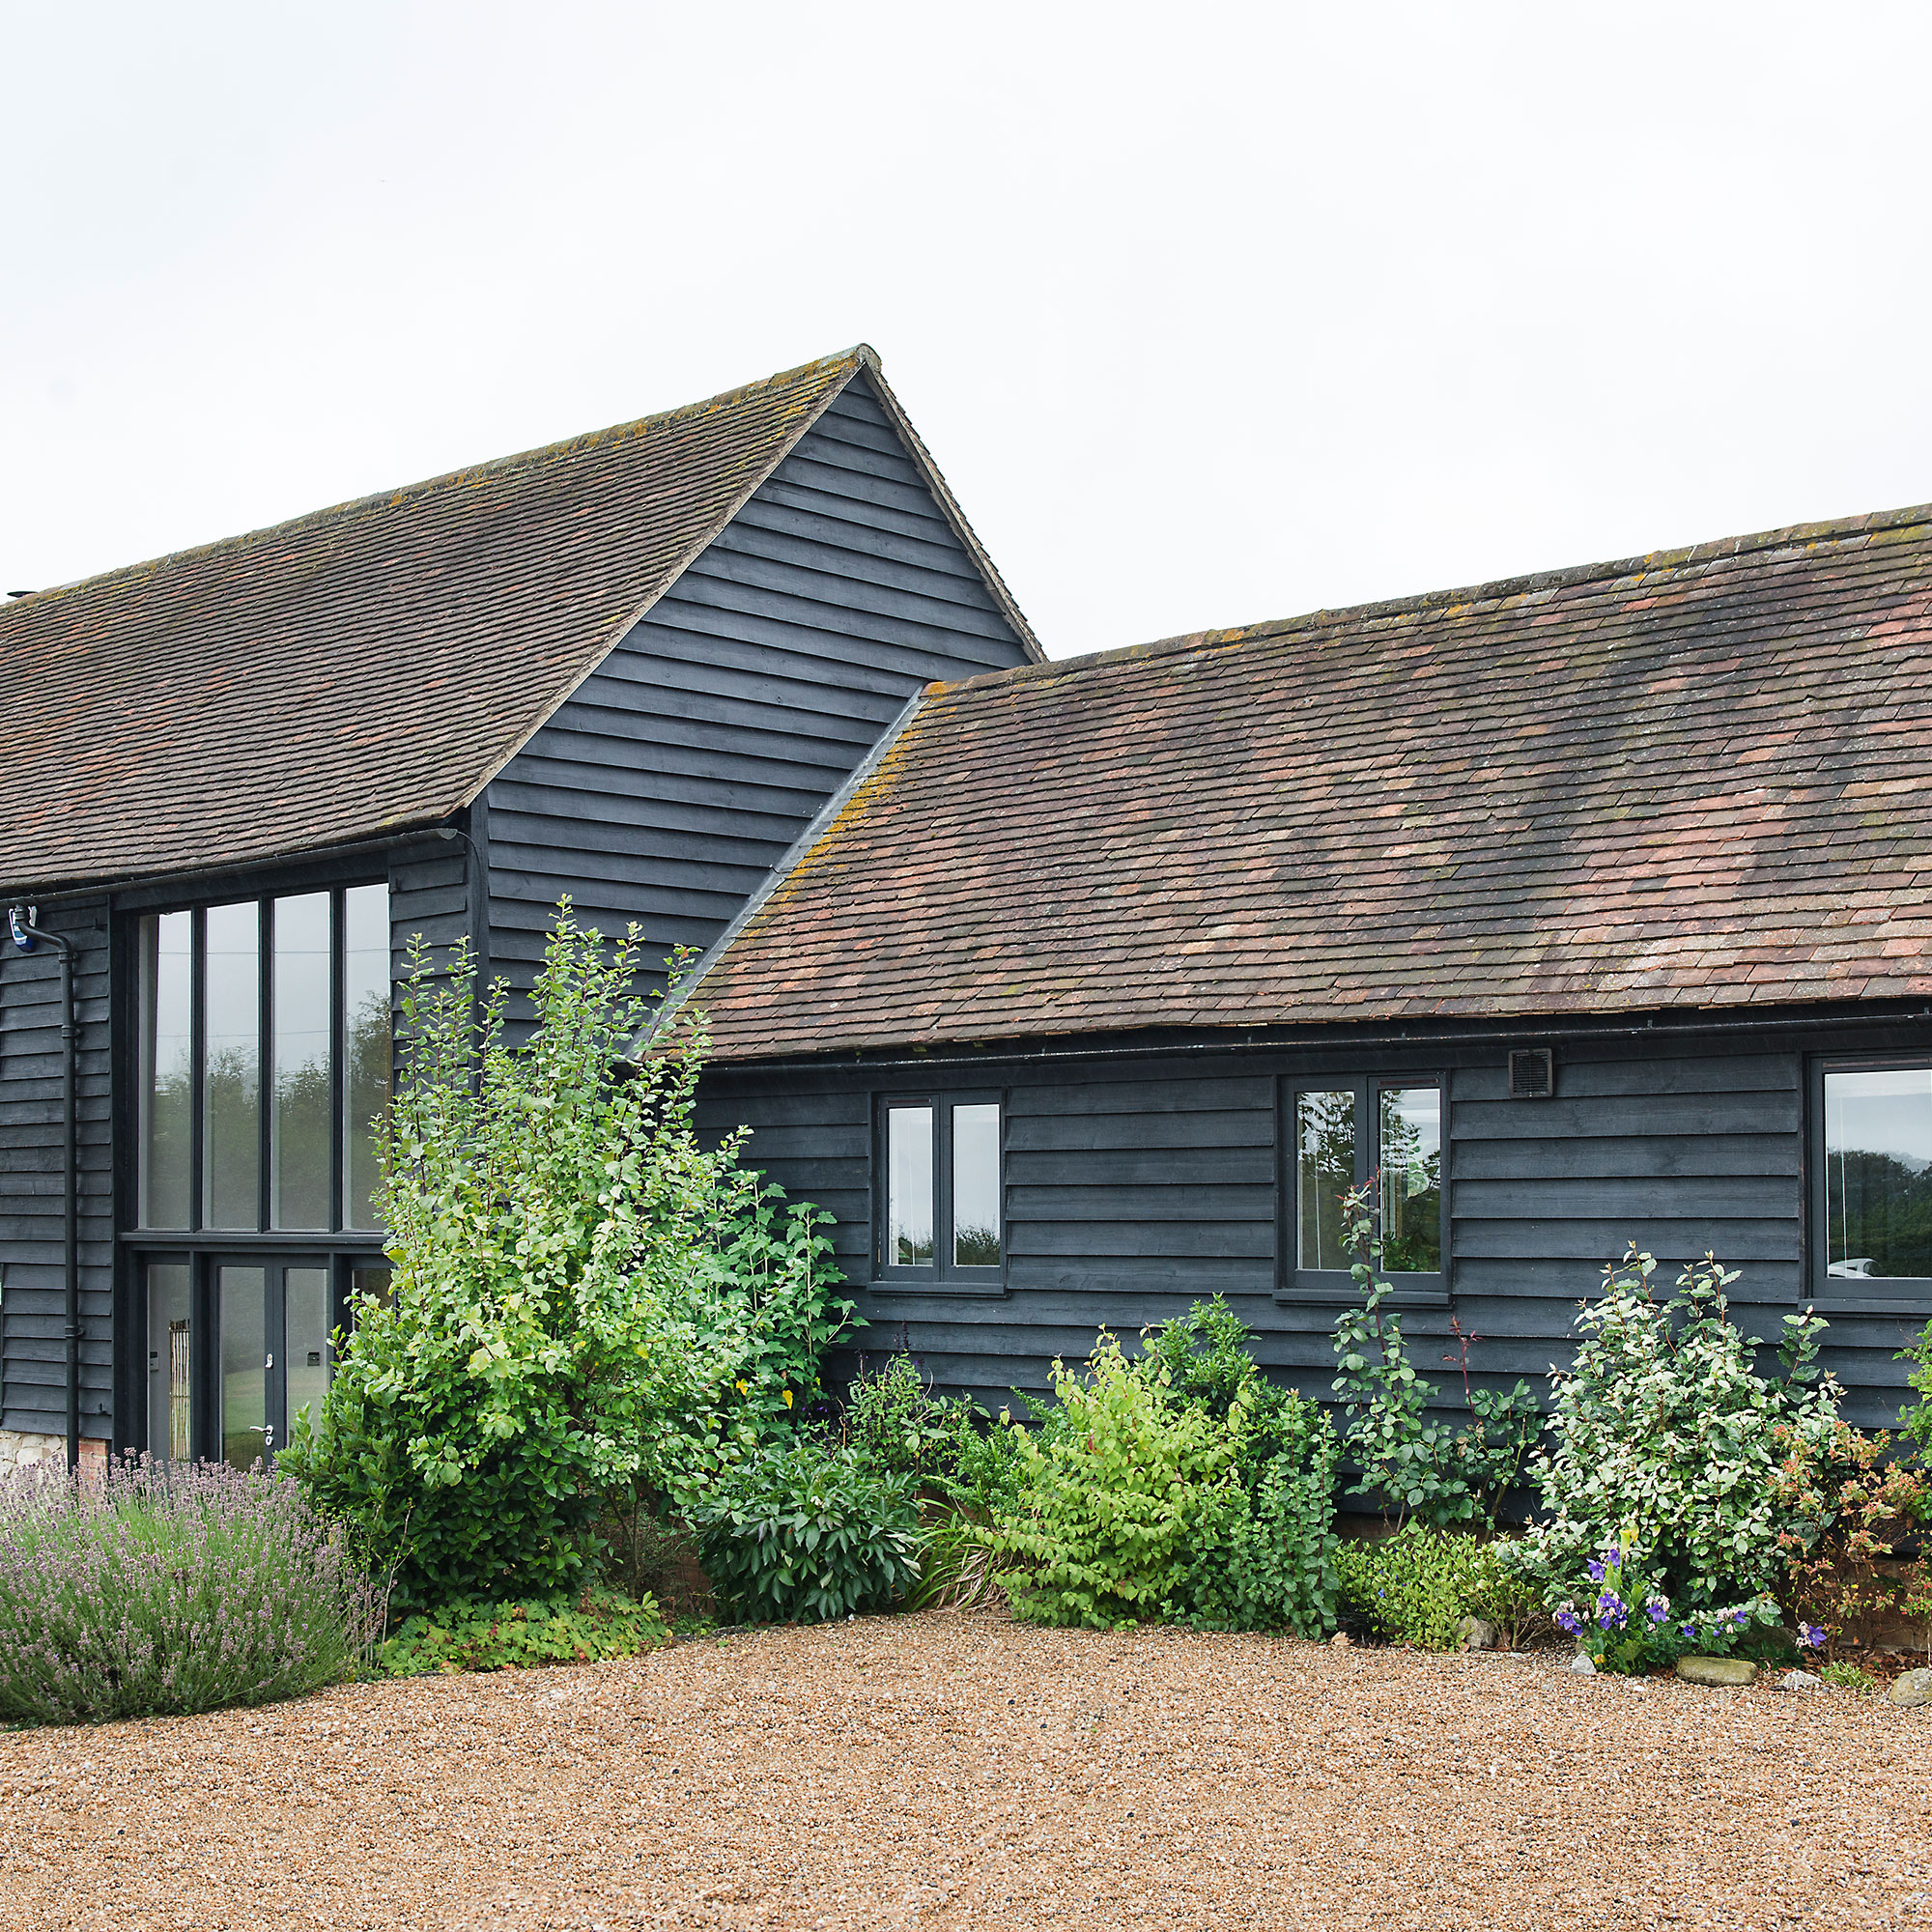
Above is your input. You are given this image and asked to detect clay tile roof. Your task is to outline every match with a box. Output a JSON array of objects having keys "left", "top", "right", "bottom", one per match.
[
  {"left": 692, "top": 502, "right": 1932, "bottom": 1059},
  {"left": 0, "top": 347, "right": 891, "bottom": 896}
]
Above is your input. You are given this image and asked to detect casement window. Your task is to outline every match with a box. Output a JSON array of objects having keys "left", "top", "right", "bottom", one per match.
[
  {"left": 1282, "top": 1078, "right": 1446, "bottom": 1299},
  {"left": 1812, "top": 1059, "right": 1932, "bottom": 1306},
  {"left": 875, "top": 1093, "right": 1006, "bottom": 1290}
]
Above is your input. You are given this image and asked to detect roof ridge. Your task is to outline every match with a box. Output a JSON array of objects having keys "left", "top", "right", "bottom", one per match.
[
  {"left": 930, "top": 496, "right": 1932, "bottom": 695},
  {"left": 2, "top": 345, "right": 873, "bottom": 613}
]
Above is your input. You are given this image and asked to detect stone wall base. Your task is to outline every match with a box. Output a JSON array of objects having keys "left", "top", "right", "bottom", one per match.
[{"left": 0, "top": 1429, "right": 106, "bottom": 1474}]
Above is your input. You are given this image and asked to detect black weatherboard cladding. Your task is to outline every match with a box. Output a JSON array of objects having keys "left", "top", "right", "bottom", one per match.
[
  {"left": 697, "top": 1022, "right": 1932, "bottom": 1429},
  {"left": 482, "top": 373, "right": 1034, "bottom": 1009},
  {"left": 0, "top": 899, "right": 113, "bottom": 1437}
]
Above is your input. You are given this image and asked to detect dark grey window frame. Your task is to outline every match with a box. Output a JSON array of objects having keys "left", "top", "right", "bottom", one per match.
[
  {"left": 871, "top": 1089, "right": 1009, "bottom": 1296},
  {"left": 1807, "top": 1051, "right": 1932, "bottom": 1315},
  {"left": 1277, "top": 1073, "right": 1451, "bottom": 1305}
]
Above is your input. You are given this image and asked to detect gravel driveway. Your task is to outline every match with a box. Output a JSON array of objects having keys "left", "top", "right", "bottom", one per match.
[{"left": 4, "top": 1613, "right": 1928, "bottom": 1931}]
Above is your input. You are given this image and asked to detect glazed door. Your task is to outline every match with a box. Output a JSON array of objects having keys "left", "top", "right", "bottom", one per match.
[{"left": 215, "top": 1260, "right": 332, "bottom": 1470}]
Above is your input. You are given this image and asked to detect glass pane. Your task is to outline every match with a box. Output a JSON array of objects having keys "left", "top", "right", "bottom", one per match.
[
  {"left": 218, "top": 1265, "right": 268, "bottom": 1471},
  {"left": 145, "top": 1264, "right": 191, "bottom": 1463},
  {"left": 270, "top": 895, "right": 333, "bottom": 1230},
  {"left": 952, "top": 1103, "right": 1002, "bottom": 1266},
  {"left": 284, "top": 1267, "right": 331, "bottom": 1442},
  {"left": 351, "top": 1264, "right": 393, "bottom": 1318},
  {"left": 203, "top": 901, "right": 261, "bottom": 1229},
  {"left": 138, "top": 913, "right": 193, "bottom": 1228},
  {"left": 1824, "top": 1067, "right": 1932, "bottom": 1280},
  {"left": 1378, "top": 1088, "right": 1442, "bottom": 1274},
  {"left": 888, "top": 1106, "right": 934, "bottom": 1265},
  {"left": 1296, "top": 1090, "right": 1356, "bottom": 1271},
  {"left": 343, "top": 884, "right": 390, "bottom": 1233}
]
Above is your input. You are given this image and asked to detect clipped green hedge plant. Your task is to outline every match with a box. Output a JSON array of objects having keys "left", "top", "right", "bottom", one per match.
[{"left": 1339, "top": 1523, "right": 1540, "bottom": 1650}]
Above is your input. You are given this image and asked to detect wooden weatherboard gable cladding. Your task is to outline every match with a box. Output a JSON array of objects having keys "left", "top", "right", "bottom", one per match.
[
  {"left": 0, "top": 348, "right": 1038, "bottom": 1447},
  {"left": 479, "top": 371, "right": 1039, "bottom": 1010},
  {"left": 689, "top": 502, "right": 1932, "bottom": 1427}
]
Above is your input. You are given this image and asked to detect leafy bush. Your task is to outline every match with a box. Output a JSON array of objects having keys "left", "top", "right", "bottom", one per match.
[
  {"left": 376, "top": 1586, "right": 667, "bottom": 1675},
  {"left": 1339, "top": 1524, "right": 1540, "bottom": 1650},
  {"left": 989, "top": 1334, "right": 1239, "bottom": 1630},
  {"left": 0, "top": 1457, "right": 379, "bottom": 1725},
  {"left": 986, "top": 1305, "right": 1339, "bottom": 1635},
  {"left": 1328, "top": 1181, "right": 1540, "bottom": 1528},
  {"left": 1772, "top": 1418, "right": 1932, "bottom": 1658},
  {"left": 1898, "top": 1321, "right": 1932, "bottom": 1460},
  {"left": 843, "top": 1353, "right": 969, "bottom": 1486},
  {"left": 284, "top": 907, "right": 853, "bottom": 1614},
  {"left": 685, "top": 1436, "right": 923, "bottom": 1623},
  {"left": 1511, "top": 1249, "right": 1841, "bottom": 1628}
]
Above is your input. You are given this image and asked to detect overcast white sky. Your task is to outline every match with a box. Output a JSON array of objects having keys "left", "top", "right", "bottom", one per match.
[{"left": 5, "top": 2, "right": 1930, "bottom": 659}]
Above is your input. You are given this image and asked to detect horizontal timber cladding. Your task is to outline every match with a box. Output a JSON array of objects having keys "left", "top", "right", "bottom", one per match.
[
  {"left": 0, "top": 897, "right": 113, "bottom": 1439},
  {"left": 482, "top": 373, "right": 1032, "bottom": 1025},
  {"left": 697, "top": 1016, "right": 1932, "bottom": 1427}
]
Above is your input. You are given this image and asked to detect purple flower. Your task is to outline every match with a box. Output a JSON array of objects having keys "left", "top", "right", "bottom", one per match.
[
  {"left": 1644, "top": 1598, "right": 1669, "bottom": 1625},
  {"left": 1586, "top": 1558, "right": 1605, "bottom": 1582},
  {"left": 1596, "top": 1594, "right": 1628, "bottom": 1631},
  {"left": 1799, "top": 1623, "right": 1827, "bottom": 1649},
  {"left": 1681, "top": 1622, "right": 1697, "bottom": 1637},
  {"left": 1730, "top": 1607, "right": 1749, "bottom": 1628},
  {"left": 1554, "top": 1606, "right": 1581, "bottom": 1634}
]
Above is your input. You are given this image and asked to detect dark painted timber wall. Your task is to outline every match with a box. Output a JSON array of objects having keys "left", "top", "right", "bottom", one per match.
[
  {"left": 697, "top": 1016, "right": 1932, "bottom": 1431},
  {"left": 481, "top": 372, "right": 1032, "bottom": 1015},
  {"left": 0, "top": 897, "right": 113, "bottom": 1438}
]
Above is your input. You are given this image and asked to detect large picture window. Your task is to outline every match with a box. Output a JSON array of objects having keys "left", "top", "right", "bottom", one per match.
[
  {"left": 876, "top": 1094, "right": 1006, "bottom": 1289},
  {"left": 137, "top": 885, "right": 391, "bottom": 1234},
  {"left": 1816, "top": 1060, "right": 1932, "bottom": 1300},
  {"left": 1285, "top": 1076, "right": 1446, "bottom": 1297}
]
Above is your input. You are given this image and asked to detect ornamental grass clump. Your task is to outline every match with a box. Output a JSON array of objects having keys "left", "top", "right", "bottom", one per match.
[{"left": 0, "top": 1455, "right": 381, "bottom": 1726}]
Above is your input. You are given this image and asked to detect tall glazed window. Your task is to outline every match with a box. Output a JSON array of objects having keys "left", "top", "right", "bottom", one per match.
[
  {"left": 343, "top": 884, "right": 390, "bottom": 1233},
  {"left": 270, "top": 893, "right": 332, "bottom": 1229},
  {"left": 138, "top": 912, "right": 193, "bottom": 1227},
  {"left": 202, "top": 901, "right": 262, "bottom": 1229},
  {"left": 134, "top": 883, "right": 391, "bottom": 1236}
]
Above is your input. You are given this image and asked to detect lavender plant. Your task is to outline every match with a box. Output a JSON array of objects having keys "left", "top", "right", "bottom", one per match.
[{"left": 0, "top": 1456, "right": 382, "bottom": 1725}]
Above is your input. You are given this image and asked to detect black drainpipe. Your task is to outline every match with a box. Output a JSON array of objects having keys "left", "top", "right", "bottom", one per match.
[{"left": 7, "top": 908, "right": 78, "bottom": 1472}]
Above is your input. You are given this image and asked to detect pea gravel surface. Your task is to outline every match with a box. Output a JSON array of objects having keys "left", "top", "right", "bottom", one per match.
[{"left": 5, "top": 1614, "right": 1928, "bottom": 1931}]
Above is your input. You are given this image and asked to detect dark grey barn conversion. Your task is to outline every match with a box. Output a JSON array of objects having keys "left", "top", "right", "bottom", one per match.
[{"left": 4, "top": 344, "right": 1931, "bottom": 1473}]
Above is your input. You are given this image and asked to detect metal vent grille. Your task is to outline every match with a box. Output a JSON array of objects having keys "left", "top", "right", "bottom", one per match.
[{"left": 1508, "top": 1047, "right": 1554, "bottom": 1099}]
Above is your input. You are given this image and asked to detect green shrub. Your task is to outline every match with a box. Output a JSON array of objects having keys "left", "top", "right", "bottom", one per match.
[
  {"left": 843, "top": 1353, "right": 967, "bottom": 1485},
  {"left": 685, "top": 1437, "right": 923, "bottom": 1623},
  {"left": 990, "top": 1334, "right": 1238, "bottom": 1630},
  {"left": 0, "top": 1458, "right": 380, "bottom": 1725},
  {"left": 1327, "top": 1184, "right": 1540, "bottom": 1529},
  {"left": 1339, "top": 1524, "right": 1533, "bottom": 1650},
  {"left": 986, "top": 1307, "right": 1339, "bottom": 1636},
  {"left": 375, "top": 1586, "right": 668, "bottom": 1675},
  {"left": 283, "top": 906, "right": 853, "bottom": 1615},
  {"left": 1510, "top": 1249, "right": 1842, "bottom": 1633}
]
